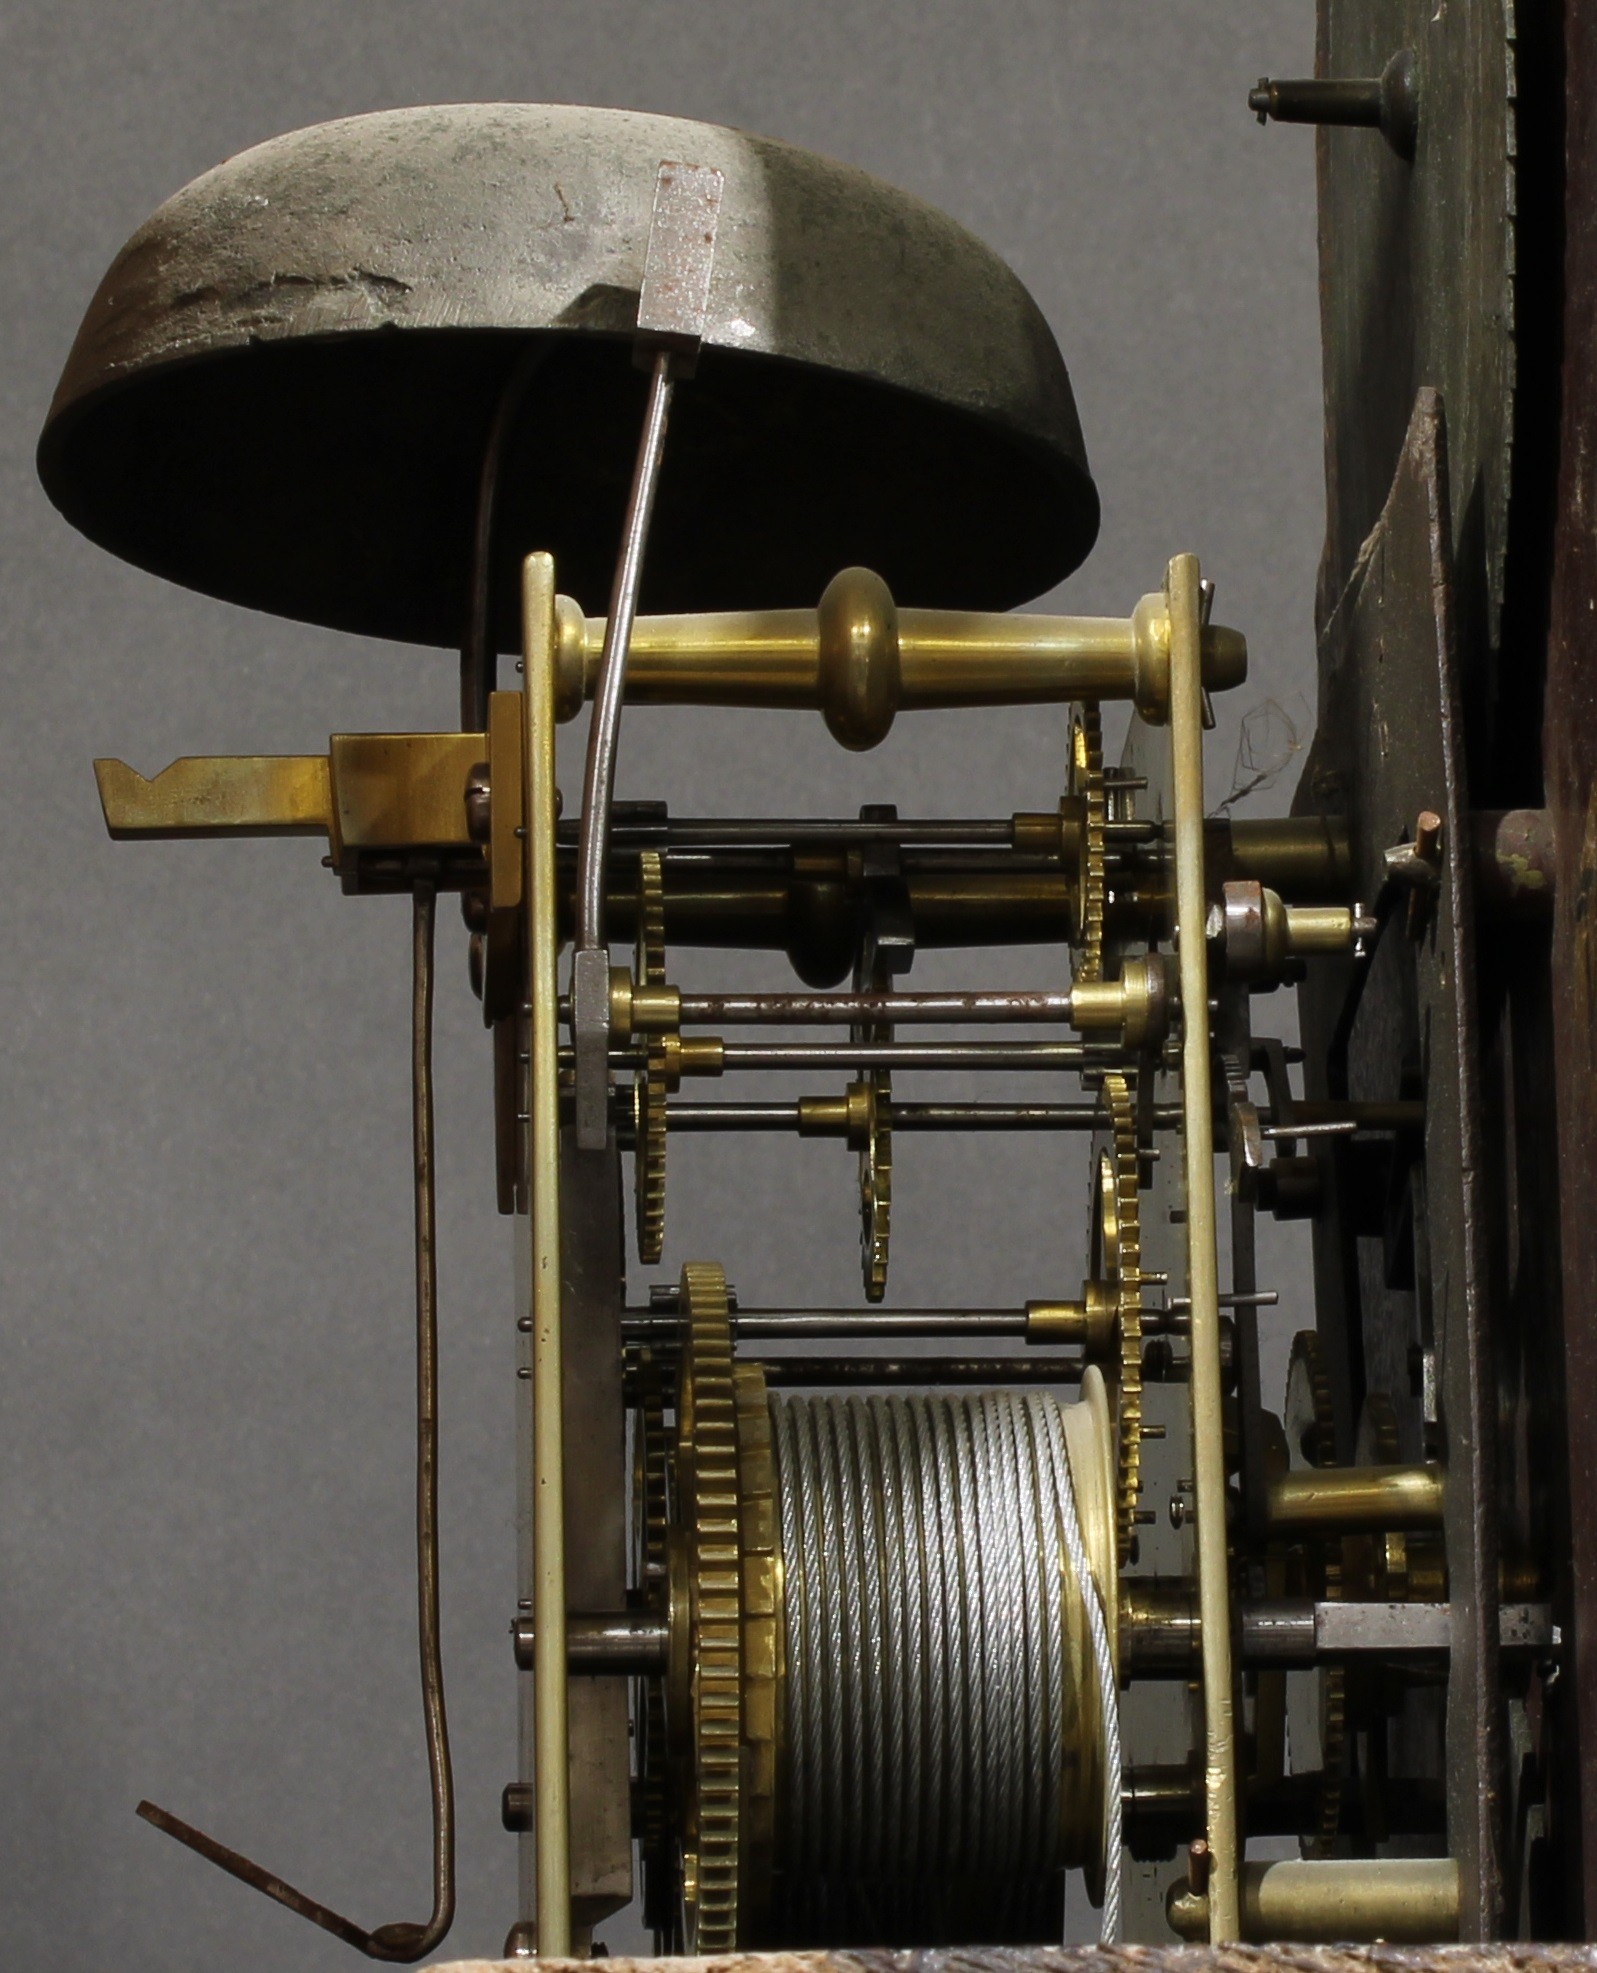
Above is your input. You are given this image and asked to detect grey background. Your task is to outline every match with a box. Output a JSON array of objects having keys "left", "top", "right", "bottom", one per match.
[{"left": 0, "top": 4, "right": 1322, "bottom": 1966}]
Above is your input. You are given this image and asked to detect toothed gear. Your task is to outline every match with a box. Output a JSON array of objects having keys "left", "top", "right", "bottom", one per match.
[
  {"left": 1289, "top": 1328, "right": 1337, "bottom": 1469},
  {"left": 1071, "top": 703, "right": 1108, "bottom": 983},
  {"left": 634, "top": 1058, "right": 669, "bottom": 1265},
  {"left": 731, "top": 1358, "right": 777, "bottom": 1937},
  {"left": 631, "top": 1350, "right": 677, "bottom": 1944},
  {"left": 1094, "top": 1070, "right": 1143, "bottom": 1560},
  {"left": 633, "top": 850, "right": 669, "bottom": 1264},
  {"left": 855, "top": 1074, "right": 892, "bottom": 1303},
  {"left": 675, "top": 1263, "right": 744, "bottom": 1950},
  {"left": 635, "top": 848, "right": 667, "bottom": 989},
  {"left": 1286, "top": 1329, "right": 1347, "bottom": 1858}
]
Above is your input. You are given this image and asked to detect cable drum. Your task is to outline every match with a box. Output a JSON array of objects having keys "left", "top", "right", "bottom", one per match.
[{"left": 766, "top": 1371, "right": 1119, "bottom": 1945}]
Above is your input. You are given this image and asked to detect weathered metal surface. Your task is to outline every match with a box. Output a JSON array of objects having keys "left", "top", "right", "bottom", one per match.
[
  {"left": 514, "top": 1139, "right": 632, "bottom": 1941},
  {"left": 558, "top": 1141, "right": 631, "bottom": 1936},
  {"left": 1293, "top": 391, "right": 1499, "bottom": 1934},
  {"left": 1312, "top": 0, "right": 1585, "bottom": 1935},
  {"left": 428, "top": 1948, "right": 1597, "bottom": 1971},
  {"left": 1314, "top": 0, "right": 1515, "bottom": 753},
  {"left": 1541, "top": 0, "right": 1597, "bottom": 1933},
  {"left": 1471, "top": 810, "right": 1554, "bottom": 922},
  {"left": 635, "top": 161, "right": 725, "bottom": 348},
  {"left": 36, "top": 104, "right": 1098, "bottom": 643}
]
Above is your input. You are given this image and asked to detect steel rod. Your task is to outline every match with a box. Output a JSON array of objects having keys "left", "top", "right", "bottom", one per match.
[
  {"left": 675, "top": 989, "right": 1074, "bottom": 1025},
  {"left": 1249, "top": 75, "right": 1385, "bottom": 128},
  {"left": 663, "top": 1102, "right": 797, "bottom": 1129},
  {"left": 756, "top": 1355, "right": 1085, "bottom": 1386},
  {"left": 622, "top": 1326, "right": 1198, "bottom": 1383},
  {"left": 889, "top": 1102, "right": 1134, "bottom": 1128},
  {"left": 624, "top": 1308, "right": 1032, "bottom": 1341},
  {"left": 1233, "top": 1597, "right": 1549, "bottom": 1667},
  {"left": 701, "top": 1040, "right": 1109, "bottom": 1070},
  {"left": 628, "top": 816, "right": 1017, "bottom": 846},
  {"left": 1122, "top": 1765, "right": 1445, "bottom": 1842},
  {"left": 663, "top": 1100, "right": 1179, "bottom": 1132},
  {"left": 1169, "top": 551, "right": 1239, "bottom": 1938},
  {"left": 513, "top": 1612, "right": 671, "bottom": 1677},
  {"left": 1167, "top": 1290, "right": 1279, "bottom": 1311},
  {"left": 574, "top": 348, "right": 675, "bottom": 954},
  {"left": 629, "top": 1304, "right": 1218, "bottom": 1345},
  {"left": 524, "top": 553, "right": 572, "bottom": 1956},
  {"left": 561, "top": 813, "right": 1171, "bottom": 849}
]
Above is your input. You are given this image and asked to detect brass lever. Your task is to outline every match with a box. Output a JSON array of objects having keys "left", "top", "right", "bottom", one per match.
[
  {"left": 94, "top": 753, "right": 332, "bottom": 838},
  {"left": 94, "top": 733, "right": 485, "bottom": 873}
]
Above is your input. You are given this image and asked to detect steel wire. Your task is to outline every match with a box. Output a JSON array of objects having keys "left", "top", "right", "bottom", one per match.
[{"left": 132, "top": 883, "right": 457, "bottom": 1961}]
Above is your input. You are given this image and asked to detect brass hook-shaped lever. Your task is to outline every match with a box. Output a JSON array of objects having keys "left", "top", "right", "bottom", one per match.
[{"left": 137, "top": 883, "right": 455, "bottom": 1961}]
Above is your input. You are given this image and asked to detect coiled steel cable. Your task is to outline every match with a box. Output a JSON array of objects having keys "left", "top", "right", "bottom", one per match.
[
  {"left": 1035, "top": 1395, "right": 1123, "bottom": 1943},
  {"left": 768, "top": 1391, "right": 1121, "bottom": 1937}
]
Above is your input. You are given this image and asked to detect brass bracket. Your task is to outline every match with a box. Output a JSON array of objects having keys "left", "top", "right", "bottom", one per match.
[{"left": 96, "top": 731, "right": 492, "bottom": 892}]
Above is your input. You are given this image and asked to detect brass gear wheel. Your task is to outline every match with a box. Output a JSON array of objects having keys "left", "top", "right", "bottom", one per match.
[
  {"left": 1070, "top": 703, "right": 1108, "bottom": 984},
  {"left": 675, "top": 1263, "right": 742, "bottom": 1946},
  {"left": 633, "top": 850, "right": 669, "bottom": 1265},
  {"left": 732, "top": 1357, "right": 778, "bottom": 1933},
  {"left": 1285, "top": 1328, "right": 1346, "bottom": 1858},
  {"left": 854, "top": 1073, "right": 892, "bottom": 1303},
  {"left": 671, "top": 1262, "right": 776, "bottom": 1949},
  {"left": 1289, "top": 1328, "right": 1337, "bottom": 1468},
  {"left": 633, "top": 1061, "right": 669, "bottom": 1265},
  {"left": 631, "top": 1348, "right": 678, "bottom": 1945},
  {"left": 1093, "top": 1070, "right": 1143, "bottom": 1560}
]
